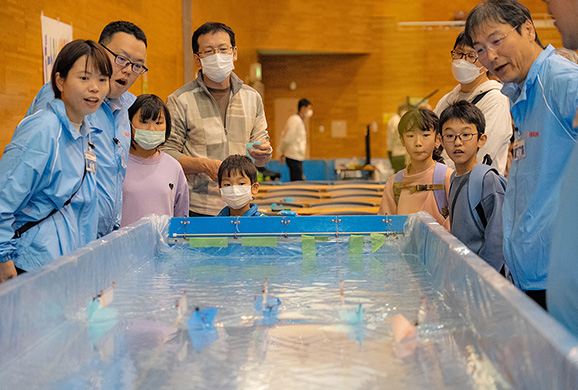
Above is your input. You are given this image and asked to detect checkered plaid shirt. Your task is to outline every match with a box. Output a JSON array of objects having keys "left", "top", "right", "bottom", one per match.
[{"left": 162, "top": 71, "right": 269, "bottom": 215}]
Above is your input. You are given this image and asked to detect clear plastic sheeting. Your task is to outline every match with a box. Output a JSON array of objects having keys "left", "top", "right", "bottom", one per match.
[
  {"left": 0, "top": 213, "right": 577, "bottom": 389},
  {"left": 403, "top": 212, "right": 578, "bottom": 389}
]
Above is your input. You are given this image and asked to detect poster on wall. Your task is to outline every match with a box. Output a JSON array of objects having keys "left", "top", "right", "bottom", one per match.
[{"left": 41, "top": 12, "right": 73, "bottom": 84}]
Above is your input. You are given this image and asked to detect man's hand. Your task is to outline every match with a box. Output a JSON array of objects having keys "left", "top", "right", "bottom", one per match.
[
  {"left": 178, "top": 156, "right": 222, "bottom": 182},
  {"left": 202, "top": 158, "right": 222, "bottom": 182},
  {"left": 248, "top": 140, "right": 273, "bottom": 167},
  {"left": 0, "top": 260, "right": 17, "bottom": 284}
]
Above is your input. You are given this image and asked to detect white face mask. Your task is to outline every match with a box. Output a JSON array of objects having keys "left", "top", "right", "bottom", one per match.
[
  {"left": 305, "top": 109, "right": 313, "bottom": 119},
  {"left": 200, "top": 53, "right": 235, "bottom": 83},
  {"left": 452, "top": 59, "right": 485, "bottom": 84},
  {"left": 133, "top": 126, "right": 166, "bottom": 150},
  {"left": 220, "top": 185, "right": 253, "bottom": 210}
]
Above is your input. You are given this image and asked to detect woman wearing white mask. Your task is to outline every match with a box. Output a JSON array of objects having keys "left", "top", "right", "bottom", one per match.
[
  {"left": 120, "top": 94, "right": 189, "bottom": 227},
  {"left": 434, "top": 32, "right": 512, "bottom": 175}
]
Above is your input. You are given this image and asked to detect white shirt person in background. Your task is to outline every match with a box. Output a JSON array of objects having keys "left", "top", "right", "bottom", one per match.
[
  {"left": 434, "top": 31, "right": 512, "bottom": 174},
  {"left": 280, "top": 98, "right": 312, "bottom": 181}
]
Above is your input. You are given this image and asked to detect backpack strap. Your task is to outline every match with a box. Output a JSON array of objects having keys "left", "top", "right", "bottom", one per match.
[
  {"left": 393, "top": 169, "right": 405, "bottom": 205},
  {"left": 468, "top": 163, "right": 507, "bottom": 232},
  {"left": 471, "top": 89, "right": 496, "bottom": 105},
  {"left": 433, "top": 162, "right": 449, "bottom": 218}
]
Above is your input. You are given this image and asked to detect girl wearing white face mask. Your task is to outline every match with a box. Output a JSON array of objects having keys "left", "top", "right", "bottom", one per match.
[
  {"left": 120, "top": 94, "right": 190, "bottom": 227},
  {"left": 433, "top": 32, "right": 513, "bottom": 176}
]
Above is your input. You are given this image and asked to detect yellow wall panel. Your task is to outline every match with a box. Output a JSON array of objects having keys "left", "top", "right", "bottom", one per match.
[{"left": 0, "top": 0, "right": 563, "bottom": 160}]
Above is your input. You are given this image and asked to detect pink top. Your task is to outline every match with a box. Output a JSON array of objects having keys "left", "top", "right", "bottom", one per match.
[
  {"left": 378, "top": 163, "right": 453, "bottom": 230},
  {"left": 120, "top": 151, "right": 189, "bottom": 227}
]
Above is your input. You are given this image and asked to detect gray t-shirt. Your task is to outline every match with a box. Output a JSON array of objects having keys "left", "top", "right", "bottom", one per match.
[{"left": 449, "top": 169, "right": 506, "bottom": 272}]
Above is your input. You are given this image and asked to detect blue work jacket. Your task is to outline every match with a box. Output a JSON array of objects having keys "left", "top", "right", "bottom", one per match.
[
  {"left": 27, "top": 83, "right": 134, "bottom": 237},
  {"left": 0, "top": 100, "right": 100, "bottom": 270},
  {"left": 501, "top": 45, "right": 578, "bottom": 290}
]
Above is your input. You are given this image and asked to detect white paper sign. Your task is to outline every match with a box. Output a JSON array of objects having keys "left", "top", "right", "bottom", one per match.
[
  {"left": 41, "top": 13, "right": 73, "bottom": 84},
  {"left": 331, "top": 120, "right": 347, "bottom": 138}
]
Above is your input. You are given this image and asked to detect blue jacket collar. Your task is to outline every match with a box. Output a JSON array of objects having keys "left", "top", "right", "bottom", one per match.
[
  {"left": 46, "top": 99, "right": 101, "bottom": 139},
  {"left": 218, "top": 203, "right": 262, "bottom": 217},
  {"left": 502, "top": 45, "right": 554, "bottom": 104}
]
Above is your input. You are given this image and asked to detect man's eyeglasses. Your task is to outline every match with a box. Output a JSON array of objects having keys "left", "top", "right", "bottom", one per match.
[
  {"left": 103, "top": 45, "right": 148, "bottom": 75},
  {"left": 451, "top": 50, "right": 478, "bottom": 64},
  {"left": 442, "top": 133, "right": 478, "bottom": 143},
  {"left": 473, "top": 25, "right": 518, "bottom": 58},
  {"left": 196, "top": 47, "right": 234, "bottom": 58}
]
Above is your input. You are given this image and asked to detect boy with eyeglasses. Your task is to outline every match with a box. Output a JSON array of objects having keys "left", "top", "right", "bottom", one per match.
[{"left": 441, "top": 101, "right": 508, "bottom": 277}]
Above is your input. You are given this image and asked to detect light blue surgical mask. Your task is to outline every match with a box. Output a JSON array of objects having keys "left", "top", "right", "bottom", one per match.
[{"left": 132, "top": 125, "right": 166, "bottom": 150}]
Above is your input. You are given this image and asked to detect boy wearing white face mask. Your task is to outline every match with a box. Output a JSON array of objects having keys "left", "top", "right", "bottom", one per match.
[
  {"left": 120, "top": 95, "right": 189, "bottom": 227},
  {"left": 434, "top": 31, "right": 512, "bottom": 175},
  {"left": 217, "top": 155, "right": 264, "bottom": 217}
]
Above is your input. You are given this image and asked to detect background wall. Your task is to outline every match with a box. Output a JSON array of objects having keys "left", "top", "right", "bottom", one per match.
[{"left": 0, "top": 0, "right": 562, "bottom": 160}]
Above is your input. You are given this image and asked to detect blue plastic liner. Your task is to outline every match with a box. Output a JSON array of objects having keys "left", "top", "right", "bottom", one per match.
[{"left": 1, "top": 213, "right": 577, "bottom": 389}]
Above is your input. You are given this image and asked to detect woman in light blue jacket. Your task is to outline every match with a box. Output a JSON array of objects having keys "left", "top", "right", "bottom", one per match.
[{"left": 0, "top": 40, "right": 112, "bottom": 282}]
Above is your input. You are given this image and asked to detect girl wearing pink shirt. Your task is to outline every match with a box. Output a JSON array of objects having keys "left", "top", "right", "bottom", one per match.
[
  {"left": 120, "top": 95, "right": 189, "bottom": 227},
  {"left": 378, "top": 108, "right": 453, "bottom": 229}
]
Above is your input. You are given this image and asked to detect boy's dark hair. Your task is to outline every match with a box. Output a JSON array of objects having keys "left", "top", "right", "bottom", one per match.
[
  {"left": 51, "top": 40, "right": 112, "bottom": 99},
  {"left": 128, "top": 94, "right": 172, "bottom": 149},
  {"left": 298, "top": 98, "right": 311, "bottom": 111},
  {"left": 465, "top": 0, "right": 543, "bottom": 48},
  {"left": 398, "top": 108, "right": 444, "bottom": 163},
  {"left": 453, "top": 31, "right": 474, "bottom": 50},
  {"left": 99, "top": 21, "right": 148, "bottom": 47},
  {"left": 439, "top": 101, "right": 486, "bottom": 138},
  {"left": 192, "top": 22, "right": 236, "bottom": 54},
  {"left": 218, "top": 154, "right": 258, "bottom": 186}
]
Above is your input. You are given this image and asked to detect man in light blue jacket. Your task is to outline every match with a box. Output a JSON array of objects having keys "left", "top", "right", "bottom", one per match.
[
  {"left": 465, "top": 0, "right": 578, "bottom": 309},
  {"left": 544, "top": 0, "right": 578, "bottom": 336},
  {"left": 27, "top": 21, "right": 148, "bottom": 237}
]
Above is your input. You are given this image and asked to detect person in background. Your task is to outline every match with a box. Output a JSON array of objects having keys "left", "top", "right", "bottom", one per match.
[
  {"left": 27, "top": 21, "right": 149, "bottom": 237},
  {"left": 0, "top": 40, "right": 111, "bottom": 282},
  {"left": 279, "top": 98, "right": 312, "bottom": 181},
  {"left": 378, "top": 108, "right": 453, "bottom": 229},
  {"left": 120, "top": 95, "right": 189, "bottom": 227},
  {"left": 434, "top": 31, "right": 512, "bottom": 174},
  {"left": 162, "top": 22, "right": 272, "bottom": 217},
  {"left": 387, "top": 102, "right": 411, "bottom": 173},
  {"left": 440, "top": 101, "right": 508, "bottom": 276},
  {"left": 217, "top": 155, "right": 264, "bottom": 217},
  {"left": 466, "top": 0, "right": 578, "bottom": 309}
]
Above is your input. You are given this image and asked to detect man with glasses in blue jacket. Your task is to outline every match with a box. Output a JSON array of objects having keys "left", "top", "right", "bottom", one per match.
[
  {"left": 27, "top": 21, "right": 148, "bottom": 238},
  {"left": 465, "top": 0, "right": 578, "bottom": 309}
]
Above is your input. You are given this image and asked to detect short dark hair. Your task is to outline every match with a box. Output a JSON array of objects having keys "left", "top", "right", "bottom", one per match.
[
  {"left": 398, "top": 108, "right": 444, "bottom": 163},
  {"left": 192, "top": 22, "right": 236, "bottom": 54},
  {"left": 298, "top": 98, "right": 312, "bottom": 111},
  {"left": 439, "top": 100, "right": 486, "bottom": 137},
  {"left": 128, "top": 94, "right": 172, "bottom": 149},
  {"left": 218, "top": 154, "right": 258, "bottom": 186},
  {"left": 51, "top": 40, "right": 112, "bottom": 99},
  {"left": 465, "top": 0, "right": 542, "bottom": 47},
  {"left": 99, "top": 21, "right": 147, "bottom": 47},
  {"left": 398, "top": 108, "right": 439, "bottom": 138},
  {"left": 453, "top": 31, "right": 474, "bottom": 50}
]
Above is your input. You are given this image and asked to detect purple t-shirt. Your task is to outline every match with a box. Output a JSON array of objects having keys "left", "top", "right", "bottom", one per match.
[{"left": 120, "top": 151, "right": 189, "bottom": 227}]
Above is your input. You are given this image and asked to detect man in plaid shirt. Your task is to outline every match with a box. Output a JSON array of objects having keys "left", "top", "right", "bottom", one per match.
[{"left": 162, "top": 22, "right": 272, "bottom": 216}]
